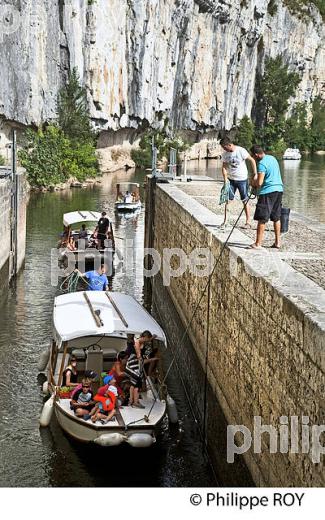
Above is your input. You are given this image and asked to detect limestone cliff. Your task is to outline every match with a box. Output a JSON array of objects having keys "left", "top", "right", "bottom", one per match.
[{"left": 0, "top": 0, "right": 324, "bottom": 144}]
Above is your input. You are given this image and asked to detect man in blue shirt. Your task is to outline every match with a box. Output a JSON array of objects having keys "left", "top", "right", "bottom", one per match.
[
  {"left": 76, "top": 265, "right": 108, "bottom": 291},
  {"left": 250, "top": 145, "right": 284, "bottom": 249}
]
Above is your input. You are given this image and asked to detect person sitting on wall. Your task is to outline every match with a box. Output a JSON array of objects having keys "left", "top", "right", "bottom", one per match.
[{"left": 70, "top": 377, "right": 96, "bottom": 420}]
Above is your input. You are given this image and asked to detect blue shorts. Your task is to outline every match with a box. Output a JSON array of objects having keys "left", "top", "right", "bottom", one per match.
[{"left": 228, "top": 179, "right": 248, "bottom": 201}]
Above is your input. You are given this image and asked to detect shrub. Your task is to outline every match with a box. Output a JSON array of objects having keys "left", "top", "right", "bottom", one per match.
[
  {"left": 19, "top": 125, "right": 98, "bottom": 188},
  {"left": 0, "top": 154, "right": 5, "bottom": 166},
  {"left": 131, "top": 130, "right": 190, "bottom": 168}
]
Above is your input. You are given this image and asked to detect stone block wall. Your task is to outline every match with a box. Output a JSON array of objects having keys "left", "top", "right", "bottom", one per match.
[
  {"left": 0, "top": 169, "right": 29, "bottom": 287},
  {"left": 150, "top": 181, "right": 325, "bottom": 486}
]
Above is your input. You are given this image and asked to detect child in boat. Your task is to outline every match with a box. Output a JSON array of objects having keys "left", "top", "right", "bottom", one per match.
[
  {"left": 70, "top": 378, "right": 96, "bottom": 419},
  {"left": 70, "top": 370, "right": 98, "bottom": 399},
  {"left": 91, "top": 375, "right": 118, "bottom": 424},
  {"left": 109, "top": 351, "right": 128, "bottom": 398}
]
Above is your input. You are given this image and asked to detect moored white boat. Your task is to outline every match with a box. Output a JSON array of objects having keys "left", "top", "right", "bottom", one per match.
[
  {"left": 40, "top": 291, "right": 167, "bottom": 446},
  {"left": 283, "top": 148, "right": 302, "bottom": 160},
  {"left": 115, "top": 182, "right": 142, "bottom": 212}
]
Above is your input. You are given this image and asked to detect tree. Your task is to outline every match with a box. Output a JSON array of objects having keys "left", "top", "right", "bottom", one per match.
[
  {"left": 58, "top": 68, "right": 95, "bottom": 143},
  {"left": 19, "top": 125, "right": 98, "bottom": 188},
  {"left": 254, "top": 56, "right": 301, "bottom": 149},
  {"left": 285, "top": 103, "right": 310, "bottom": 150},
  {"left": 236, "top": 116, "right": 255, "bottom": 150},
  {"left": 309, "top": 97, "right": 325, "bottom": 151},
  {"left": 131, "top": 130, "right": 190, "bottom": 168}
]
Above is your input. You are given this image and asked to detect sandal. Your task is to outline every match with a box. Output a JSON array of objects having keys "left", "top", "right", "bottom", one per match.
[{"left": 270, "top": 243, "right": 281, "bottom": 249}]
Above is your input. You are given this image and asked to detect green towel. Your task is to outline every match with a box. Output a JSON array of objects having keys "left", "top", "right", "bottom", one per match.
[{"left": 219, "top": 180, "right": 230, "bottom": 205}]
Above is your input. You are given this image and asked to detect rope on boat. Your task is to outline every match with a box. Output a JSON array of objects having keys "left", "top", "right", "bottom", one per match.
[{"left": 59, "top": 270, "right": 91, "bottom": 293}]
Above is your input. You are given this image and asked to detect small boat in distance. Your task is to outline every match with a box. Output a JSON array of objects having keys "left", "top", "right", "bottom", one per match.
[
  {"left": 58, "top": 211, "right": 115, "bottom": 269},
  {"left": 283, "top": 148, "right": 302, "bottom": 160},
  {"left": 39, "top": 291, "right": 167, "bottom": 447},
  {"left": 115, "top": 182, "right": 142, "bottom": 211}
]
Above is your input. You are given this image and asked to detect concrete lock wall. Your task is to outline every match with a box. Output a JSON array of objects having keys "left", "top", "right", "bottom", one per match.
[
  {"left": 148, "top": 180, "right": 325, "bottom": 487},
  {"left": 0, "top": 168, "right": 29, "bottom": 289}
]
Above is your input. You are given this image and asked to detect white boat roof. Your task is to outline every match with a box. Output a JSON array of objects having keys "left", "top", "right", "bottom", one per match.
[
  {"left": 117, "top": 182, "right": 140, "bottom": 187},
  {"left": 53, "top": 291, "right": 167, "bottom": 344},
  {"left": 63, "top": 211, "right": 101, "bottom": 226}
]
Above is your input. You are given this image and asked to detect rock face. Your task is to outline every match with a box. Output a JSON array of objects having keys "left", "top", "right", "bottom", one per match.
[{"left": 0, "top": 0, "right": 324, "bottom": 144}]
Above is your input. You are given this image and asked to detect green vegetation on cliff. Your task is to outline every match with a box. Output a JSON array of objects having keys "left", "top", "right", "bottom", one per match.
[
  {"left": 131, "top": 130, "right": 189, "bottom": 169},
  {"left": 236, "top": 56, "right": 325, "bottom": 153},
  {"left": 283, "top": 1, "right": 325, "bottom": 18},
  {"left": 19, "top": 68, "right": 99, "bottom": 188}
]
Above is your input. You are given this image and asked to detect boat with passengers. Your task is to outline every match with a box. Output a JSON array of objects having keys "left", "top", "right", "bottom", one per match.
[
  {"left": 39, "top": 291, "right": 168, "bottom": 447},
  {"left": 115, "top": 183, "right": 142, "bottom": 212},
  {"left": 58, "top": 210, "right": 115, "bottom": 269},
  {"left": 283, "top": 148, "right": 302, "bottom": 160}
]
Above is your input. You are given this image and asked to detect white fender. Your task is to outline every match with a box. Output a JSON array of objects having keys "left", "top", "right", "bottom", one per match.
[
  {"left": 127, "top": 433, "right": 155, "bottom": 448},
  {"left": 94, "top": 433, "right": 125, "bottom": 447},
  {"left": 42, "top": 380, "right": 49, "bottom": 395},
  {"left": 39, "top": 394, "right": 55, "bottom": 427},
  {"left": 167, "top": 395, "right": 178, "bottom": 424},
  {"left": 37, "top": 347, "right": 50, "bottom": 372}
]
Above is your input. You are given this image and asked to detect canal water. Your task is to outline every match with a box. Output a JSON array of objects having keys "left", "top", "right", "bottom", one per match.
[{"left": 0, "top": 155, "right": 323, "bottom": 487}]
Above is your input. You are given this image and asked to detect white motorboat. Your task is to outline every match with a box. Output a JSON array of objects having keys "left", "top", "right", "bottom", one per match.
[
  {"left": 115, "top": 182, "right": 142, "bottom": 211},
  {"left": 58, "top": 210, "right": 115, "bottom": 270},
  {"left": 40, "top": 291, "right": 167, "bottom": 447},
  {"left": 283, "top": 148, "right": 302, "bottom": 160}
]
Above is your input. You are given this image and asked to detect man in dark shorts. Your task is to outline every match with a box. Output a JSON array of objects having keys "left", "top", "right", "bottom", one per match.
[
  {"left": 96, "top": 211, "right": 110, "bottom": 249},
  {"left": 250, "top": 145, "right": 284, "bottom": 249}
]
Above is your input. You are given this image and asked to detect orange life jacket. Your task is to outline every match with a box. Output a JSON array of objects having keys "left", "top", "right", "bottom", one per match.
[{"left": 94, "top": 390, "right": 116, "bottom": 411}]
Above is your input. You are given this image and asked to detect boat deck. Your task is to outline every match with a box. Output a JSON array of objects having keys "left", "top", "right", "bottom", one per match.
[{"left": 57, "top": 389, "right": 166, "bottom": 429}]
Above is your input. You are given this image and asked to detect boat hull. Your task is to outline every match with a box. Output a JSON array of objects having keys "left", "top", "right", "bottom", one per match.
[
  {"left": 115, "top": 201, "right": 141, "bottom": 212},
  {"left": 54, "top": 400, "right": 165, "bottom": 445}
]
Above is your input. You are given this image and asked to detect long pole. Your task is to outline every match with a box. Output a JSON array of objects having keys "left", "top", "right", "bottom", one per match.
[
  {"left": 183, "top": 153, "right": 187, "bottom": 182},
  {"left": 10, "top": 129, "right": 18, "bottom": 279}
]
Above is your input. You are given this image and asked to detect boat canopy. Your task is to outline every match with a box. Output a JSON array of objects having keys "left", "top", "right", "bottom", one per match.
[
  {"left": 53, "top": 291, "right": 167, "bottom": 344},
  {"left": 63, "top": 211, "right": 101, "bottom": 226},
  {"left": 117, "top": 182, "right": 140, "bottom": 188}
]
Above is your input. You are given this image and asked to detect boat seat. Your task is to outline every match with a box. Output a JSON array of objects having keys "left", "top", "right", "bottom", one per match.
[
  {"left": 86, "top": 345, "right": 103, "bottom": 376},
  {"left": 71, "top": 349, "right": 86, "bottom": 360}
]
